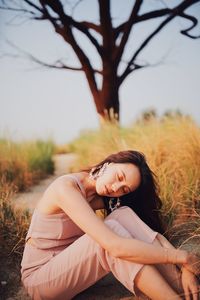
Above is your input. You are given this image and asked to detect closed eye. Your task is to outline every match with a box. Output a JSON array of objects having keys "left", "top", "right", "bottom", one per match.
[
  {"left": 123, "top": 186, "right": 129, "bottom": 194},
  {"left": 117, "top": 173, "right": 124, "bottom": 181}
]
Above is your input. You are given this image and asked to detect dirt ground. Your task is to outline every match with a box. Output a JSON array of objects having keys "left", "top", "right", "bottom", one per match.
[
  {"left": 3, "top": 154, "right": 199, "bottom": 299},
  {"left": 1, "top": 154, "right": 135, "bottom": 300}
]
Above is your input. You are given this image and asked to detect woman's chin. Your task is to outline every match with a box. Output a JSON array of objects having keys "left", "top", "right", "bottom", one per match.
[{"left": 96, "top": 188, "right": 108, "bottom": 196}]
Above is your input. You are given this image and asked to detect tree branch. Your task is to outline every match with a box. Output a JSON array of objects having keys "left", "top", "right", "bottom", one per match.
[
  {"left": 118, "top": 47, "right": 173, "bottom": 87},
  {"left": 2, "top": 38, "right": 102, "bottom": 74},
  {"left": 1, "top": 0, "right": 100, "bottom": 97},
  {"left": 0, "top": 6, "right": 34, "bottom": 14},
  {"left": 118, "top": 0, "right": 200, "bottom": 84},
  {"left": 114, "top": 7, "right": 171, "bottom": 37},
  {"left": 56, "top": 25, "right": 100, "bottom": 97},
  {"left": 23, "top": 0, "right": 43, "bottom": 13},
  {"left": 119, "top": 14, "right": 175, "bottom": 85},
  {"left": 80, "top": 21, "right": 101, "bottom": 34},
  {"left": 113, "top": 0, "right": 143, "bottom": 64},
  {"left": 115, "top": 0, "right": 200, "bottom": 36},
  {"left": 179, "top": 12, "right": 200, "bottom": 39},
  {"left": 0, "top": 1, "right": 47, "bottom": 23},
  {"left": 0, "top": 0, "right": 103, "bottom": 57},
  {"left": 0, "top": 0, "right": 43, "bottom": 14},
  {"left": 39, "top": 0, "right": 103, "bottom": 58}
]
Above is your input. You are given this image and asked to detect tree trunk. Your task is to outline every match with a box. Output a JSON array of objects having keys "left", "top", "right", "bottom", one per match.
[
  {"left": 94, "top": 60, "right": 120, "bottom": 123},
  {"left": 95, "top": 84, "right": 120, "bottom": 123},
  {"left": 2, "top": 0, "right": 199, "bottom": 126}
]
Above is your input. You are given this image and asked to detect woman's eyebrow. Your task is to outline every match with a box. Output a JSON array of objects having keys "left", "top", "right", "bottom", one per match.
[
  {"left": 122, "top": 170, "right": 131, "bottom": 192},
  {"left": 122, "top": 170, "right": 126, "bottom": 180}
]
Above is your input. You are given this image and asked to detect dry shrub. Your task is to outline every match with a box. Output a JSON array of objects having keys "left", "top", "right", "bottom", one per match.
[
  {"left": 0, "top": 178, "right": 30, "bottom": 258},
  {"left": 0, "top": 178, "right": 30, "bottom": 298},
  {"left": 69, "top": 116, "right": 200, "bottom": 244},
  {"left": 0, "top": 139, "right": 55, "bottom": 192}
]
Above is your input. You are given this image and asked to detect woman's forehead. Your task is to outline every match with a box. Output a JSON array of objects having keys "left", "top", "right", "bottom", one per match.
[
  {"left": 114, "top": 162, "right": 137, "bottom": 171},
  {"left": 117, "top": 163, "right": 141, "bottom": 187}
]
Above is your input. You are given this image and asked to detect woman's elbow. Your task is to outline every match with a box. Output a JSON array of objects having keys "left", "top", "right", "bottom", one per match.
[
  {"left": 156, "top": 233, "right": 166, "bottom": 245},
  {"left": 104, "top": 239, "right": 122, "bottom": 258},
  {"left": 109, "top": 247, "right": 120, "bottom": 258}
]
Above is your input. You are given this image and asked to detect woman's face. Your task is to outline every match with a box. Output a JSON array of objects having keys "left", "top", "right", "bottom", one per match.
[{"left": 95, "top": 162, "right": 141, "bottom": 197}]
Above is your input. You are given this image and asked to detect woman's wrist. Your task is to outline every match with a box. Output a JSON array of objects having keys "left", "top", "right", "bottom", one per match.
[
  {"left": 178, "top": 249, "right": 188, "bottom": 264},
  {"left": 164, "top": 248, "right": 188, "bottom": 264}
]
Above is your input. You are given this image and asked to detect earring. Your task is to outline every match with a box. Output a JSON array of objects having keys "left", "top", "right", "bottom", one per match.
[
  {"left": 89, "top": 162, "right": 109, "bottom": 180},
  {"left": 109, "top": 197, "right": 121, "bottom": 212},
  {"left": 98, "top": 162, "right": 109, "bottom": 177},
  {"left": 89, "top": 167, "right": 98, "bottom": 180}
]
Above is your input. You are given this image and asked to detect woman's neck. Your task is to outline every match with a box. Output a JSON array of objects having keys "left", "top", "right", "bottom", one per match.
[
  {"left": 80, "top": 172, "right": 98, "bottom": 200},
  {"left": 80, "top": 172, "right": 105, "bottom": 209}
]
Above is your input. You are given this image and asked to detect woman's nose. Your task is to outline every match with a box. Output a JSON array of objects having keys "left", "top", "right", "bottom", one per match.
[{"left": 111, "top": 182, "right": 122, "bottom": 192}]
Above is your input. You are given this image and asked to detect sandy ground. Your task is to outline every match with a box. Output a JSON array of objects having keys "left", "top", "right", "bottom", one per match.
[
  {"left": 13, "top": 153, "right": 77, "bottom": 213},
  {"left": 10, "top": 154, "right": 134, "bottom": 300}
]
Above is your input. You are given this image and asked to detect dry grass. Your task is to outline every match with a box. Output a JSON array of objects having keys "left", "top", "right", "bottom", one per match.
[
  {"left": 0, "top": 139, "right": 55, "bottom": 262},
  {"left": 0, "top": 139, "right": 55, "bottom": 192},
  {"left": 0, "top": 179, "right": 30, "bottom": 298},
  {"left": 0, "top": 139, "right": 55, "bottom": 299},
  {"left": 0, "top": 117, "right": 200, "bottom": 298},
  {"left": 68, "top": 115, "right": 200, "bottom": 241}
]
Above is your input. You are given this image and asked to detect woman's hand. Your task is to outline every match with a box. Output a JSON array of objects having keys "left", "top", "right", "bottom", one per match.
[
  {"left": 184, "top": 252, "right": 200, "bottom": 276},
  {"left": 181, "top": 267, "right": 199, "bottom": 300}
]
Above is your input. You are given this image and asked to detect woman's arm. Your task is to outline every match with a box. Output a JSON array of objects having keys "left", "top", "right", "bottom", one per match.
[
  {"left": 157, "top": 234, "right": 200, "bottom": 298},
  {"left": 53, "top": 176, "right": 188, "bottom": 266},
  {"left": 155, "top": 234, "right": 199, "bottom": 276},
  {"left": 156, "top": 233, "right": 177, "bottom": 250},
  {"left": 155, "top": 233, "right": 182, "bottom": 268}
]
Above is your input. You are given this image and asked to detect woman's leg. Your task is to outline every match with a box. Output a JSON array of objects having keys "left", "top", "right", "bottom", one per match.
[
  {"left": 23, "top": 207, "right": 182, "bottom": 300},
  {"left": 152, "top": 238, "right": 184, "bottom": 295},
  {"left": 106, "top": 206, "right": 184, "bottom": 299},
  {"left": 134, "top": 264, "right": 182, "bottom": 300},
  {"left": 23, "top": 218, "right": 148, "bottom": 300}
]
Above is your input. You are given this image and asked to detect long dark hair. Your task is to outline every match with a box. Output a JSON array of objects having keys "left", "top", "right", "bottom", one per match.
[{"left": 87, "top": 150, "right": 166, "bottom": 234}]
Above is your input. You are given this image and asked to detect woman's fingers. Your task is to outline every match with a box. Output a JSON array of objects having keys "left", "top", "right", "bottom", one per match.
[
  {"left": 190, "top": 285, "right": 199, "bottom": 300},
  {"left": 188, "top": 277, "right": 199, "bottom": 300},
  {"left": 184, "top": 264, "right": 197, "bottom": 276},
  {"left": 181, "top": 267, "right": 200, "bottom": 300},
  {"left": 190, "top": 290, "right": 199, "bottom": 300},
  {"left": 183, "top": 287, "right": 190, "bottom": 300},
  {"left": 183, "top": 285, "right": 197, "bottom": 300},
  {"left": 184, "top": 262, "right": 199, "bottom": 276},
  {"left": 185, "top": 253, "right": 200, "bottom": 276}
]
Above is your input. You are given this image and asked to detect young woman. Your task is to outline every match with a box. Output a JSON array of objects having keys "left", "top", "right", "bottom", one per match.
[{"left": 21, "top": 150, "right": 200, "bottom": 300}]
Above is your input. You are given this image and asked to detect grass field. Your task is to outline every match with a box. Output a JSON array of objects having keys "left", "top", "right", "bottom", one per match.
[
  {"left": 0, "top": 116, "right": 200, "bottom": 298},
  {"left": 0, "top": 139, "right": 55, "bottom": 298},
  {"left": 0, "top": 139, "right": 55, "bottom": 191},
  {"left": 68, "top": 115, "right": 200, "bottom": 241}
]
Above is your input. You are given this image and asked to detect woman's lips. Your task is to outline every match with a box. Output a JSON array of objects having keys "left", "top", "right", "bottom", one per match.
[{"left": 105, "top": 185, "right": 110, "bottom": 194}]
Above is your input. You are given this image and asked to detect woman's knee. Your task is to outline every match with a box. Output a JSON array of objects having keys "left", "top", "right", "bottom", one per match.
[
  {"left": 106, "top": 206, "right": 158, "bottom": 244},
  {"left": 104, "top": 218, "right": 132, "bottom": 239},
  {"left": 104, "top": 206, "right": 135, "bottom": 232},
  {"left": 105, "top": 206, "right": 133, "bottom": 221},
  {"left": 134, "top": 264, "right": 153, "bottom": 286}
]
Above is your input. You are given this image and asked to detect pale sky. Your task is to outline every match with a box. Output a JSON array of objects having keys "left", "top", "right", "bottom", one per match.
[{"left": 0, "top": 0, "right": 200, "bottom": 144}]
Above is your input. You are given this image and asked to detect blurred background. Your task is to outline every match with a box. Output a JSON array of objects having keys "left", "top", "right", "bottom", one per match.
[
  {"left": 1, "top": 0, "right": 200, "bottom": 144},
  {"left": 0, "top": 1, "right": 200, "bottom": 299}
]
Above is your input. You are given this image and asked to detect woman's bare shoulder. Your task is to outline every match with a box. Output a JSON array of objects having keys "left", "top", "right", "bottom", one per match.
[
  {"left": 50, "top": 173, "right": 76, "bottom": 186},
  {"left": 36, "top": 174, "right": 81, "bottom": 214}
]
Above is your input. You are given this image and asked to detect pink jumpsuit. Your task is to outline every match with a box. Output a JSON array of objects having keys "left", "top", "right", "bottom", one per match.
[{"left": 21, "top": 174, "right": 158, "bottom": 300}]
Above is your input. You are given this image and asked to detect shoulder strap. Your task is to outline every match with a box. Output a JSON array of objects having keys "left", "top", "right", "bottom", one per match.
[{"left": 66, "top": 174, "right": 86, "bottom": 197}]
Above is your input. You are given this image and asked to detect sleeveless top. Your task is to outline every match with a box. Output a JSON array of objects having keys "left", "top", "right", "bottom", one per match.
[{"left": 25, "top": 174, "right": 87, "bottom": 250}]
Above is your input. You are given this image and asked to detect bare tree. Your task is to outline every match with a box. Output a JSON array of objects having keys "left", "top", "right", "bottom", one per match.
[{"left": 1, "top": 0, "right": 200, "bottom": 122}]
